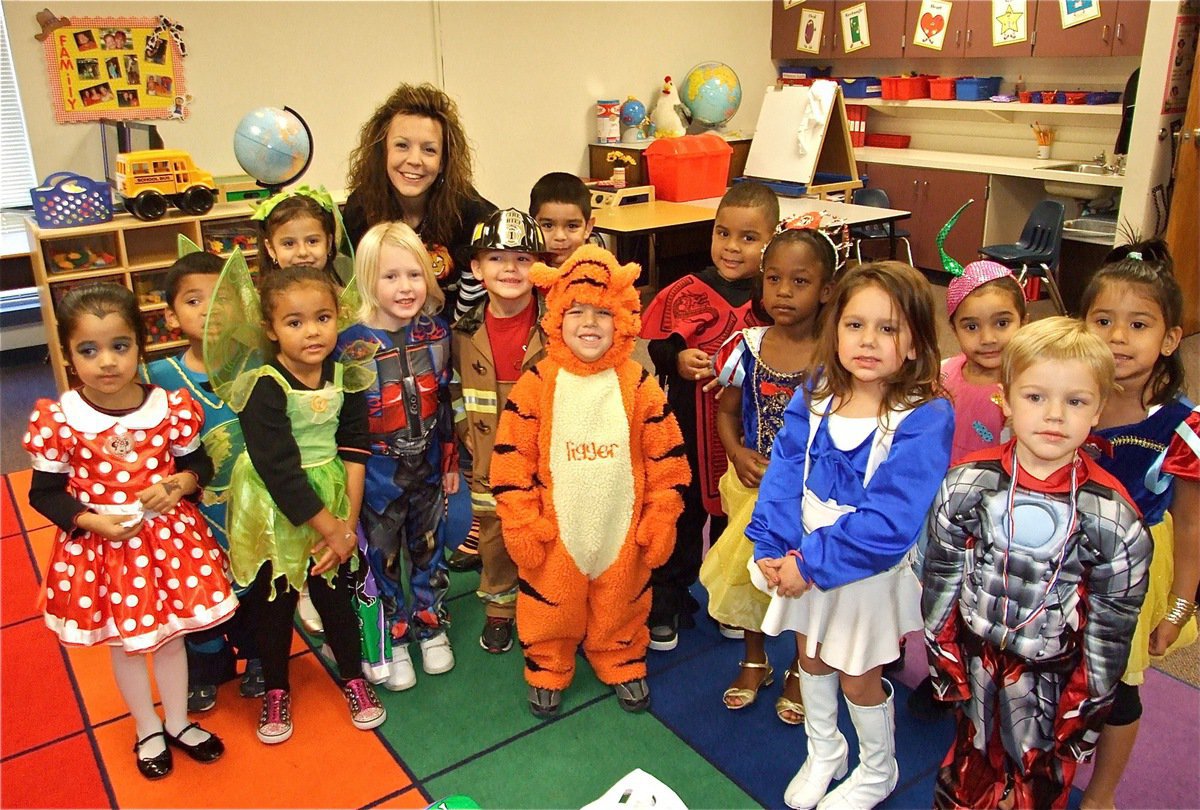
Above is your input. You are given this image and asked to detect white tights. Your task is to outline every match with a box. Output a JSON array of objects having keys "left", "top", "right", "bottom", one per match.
[{"left": 109, "top": 637, "right": 207, "bottom": 756}]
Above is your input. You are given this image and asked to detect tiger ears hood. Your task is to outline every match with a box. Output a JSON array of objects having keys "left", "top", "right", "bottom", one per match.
[{"left": 531, "top": 244, "right": 642, "bottom": 375}]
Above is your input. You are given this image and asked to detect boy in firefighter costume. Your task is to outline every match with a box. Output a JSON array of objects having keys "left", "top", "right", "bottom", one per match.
[{"left": 492, "top": 245, "right": 690, "bottom": 717}]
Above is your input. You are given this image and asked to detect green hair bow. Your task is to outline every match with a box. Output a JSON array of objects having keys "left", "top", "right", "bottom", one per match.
[
  {"left": 250, "top": 184, "right": 337, "bottom": 222},
  {"left": 936, "top": 199, "right": 974, "bottom": 277}
]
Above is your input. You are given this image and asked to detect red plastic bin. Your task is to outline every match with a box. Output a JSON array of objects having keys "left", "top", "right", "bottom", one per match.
[
  {"left": 644, "top": 133, "right": 732, "bottom": 202},
  {"left": 881, "top": 76, "right": 931, "bottom": 100},
  {"left": 864, "top": 133, "right": 912, "bottom": 149},
  {"left": 929, "top": 77, "right": 958, "bottom": 100}
]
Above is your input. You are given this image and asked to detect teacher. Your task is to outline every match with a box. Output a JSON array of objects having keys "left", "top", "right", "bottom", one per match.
[{"left": 344, "top": 83, "right": 497, "bottom": 321}]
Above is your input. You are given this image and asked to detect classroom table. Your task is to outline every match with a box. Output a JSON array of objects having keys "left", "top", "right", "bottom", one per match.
[{"left": 593, "top": 195, "right": 912, "bottom": 288}]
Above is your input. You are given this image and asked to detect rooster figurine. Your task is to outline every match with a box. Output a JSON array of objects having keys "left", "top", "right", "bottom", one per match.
[{"left": 651, "top": 75, "right": 690, "bottom": 138}]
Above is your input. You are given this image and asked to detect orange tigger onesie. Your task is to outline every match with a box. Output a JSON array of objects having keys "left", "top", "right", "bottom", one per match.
[{"left": 492, "top": 245, "right": 690, "bottom": 713}]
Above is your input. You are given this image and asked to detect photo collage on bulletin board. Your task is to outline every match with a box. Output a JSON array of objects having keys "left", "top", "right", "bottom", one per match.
[{"left": 41, "top": 16, "right": 188, "bottom": 124}]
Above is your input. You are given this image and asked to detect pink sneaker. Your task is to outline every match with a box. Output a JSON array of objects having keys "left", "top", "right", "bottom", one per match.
[
  {"left": 257, "top": 689, "right": 292, "bottom": 744},
  {"left": 342, "top": 678, "right": 386, "bottom": 730}
]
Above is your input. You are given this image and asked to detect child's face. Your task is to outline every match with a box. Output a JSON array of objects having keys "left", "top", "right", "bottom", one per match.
[
  {"left": 67, "top": 312, "right": 139, "bottom": 403},
  {"left": 534, "top": 203, "right": 594, "bottom": 267},
  {"left": 836, "top": 284, "right": 915, "bottom": 392},
  {"left": 165, "top": 273, "right": 219, "bottom": 344},
  {"left": 711, "top": 205, "right": 772, "bottom": 281},
  {"left": 952, "top": 286, "right": 1022, "bottom": 373},
  {"left": 562, "top": 302, "right": 614, "bottom": 363},
  {"left": 386, "top": 114, "right": 443, "bottom": 202},
  {"left": 1003, "top": 358, "right": 1103, "bottom": 478},
  {"left": 1085, "top": 281, "right": 1181, "bottom": 389},
  {"left": 265, "top": 215, "right": 331, "bottom": 271},
  {"left": 264, "top": 282, "right": 338, "bottom": 372},
  {"left": 372, "top": 243, "right": 428, "bottom": 330},
  {"left": 761, "top": 241, "right": 831, "bottom": 329},
  {"left": 471, "top": 250, "right": 535, "bottom": 305}
]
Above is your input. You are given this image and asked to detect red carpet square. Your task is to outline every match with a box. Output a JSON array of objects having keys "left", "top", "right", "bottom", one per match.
[
  {"left": 1, "top": 620, "right": 86, "bottom": 758},
  {"left": 1, "top": 534, "right": 41, "bottom": 626},
  {"left": 1, "top": 478, "right": 22, "bottom": 538},
  {"left": 5, "top": 470, "right": 51, "bottom": 535},
  {"left": 0, "top": 732, "right": 110, "bottom": 808}
]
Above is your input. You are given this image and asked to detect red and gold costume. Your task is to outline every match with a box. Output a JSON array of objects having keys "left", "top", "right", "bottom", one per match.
[{"left": 492, "top": 245, "right": 690, "bottom": 691}]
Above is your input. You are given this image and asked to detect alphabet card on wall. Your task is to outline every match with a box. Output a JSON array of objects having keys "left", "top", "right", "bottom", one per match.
[
  {"left": 795, "top": 7, "right": 825, "bottom": 55},
  {"left": 39, "top": 14, "right": 189, "bottom": 123},
  {"left": 839, "top": 3, "right": 871, "bottom": 53},
  {"left": 1060, "top": 0, "right": 1102, "bottom": 28},
  {"left": 913, "top": 0, "right": 953, "bottom": 51},
  {"left": 992, "top": 0, "right": 1028, "bottom": 45}
]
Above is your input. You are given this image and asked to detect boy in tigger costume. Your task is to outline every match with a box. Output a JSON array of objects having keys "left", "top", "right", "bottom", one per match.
[{"left": 492, "top": 244, "right": 690, "bottom": 717}]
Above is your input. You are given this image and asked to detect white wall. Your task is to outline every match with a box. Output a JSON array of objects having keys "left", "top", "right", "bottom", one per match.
[{"left": 3, "top": 0, "right": 776, "bottom": 209}]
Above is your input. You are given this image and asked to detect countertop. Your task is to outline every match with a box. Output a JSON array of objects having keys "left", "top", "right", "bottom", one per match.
[{"left": 854, "top": 146, "right": 1126, "bottom": 188}]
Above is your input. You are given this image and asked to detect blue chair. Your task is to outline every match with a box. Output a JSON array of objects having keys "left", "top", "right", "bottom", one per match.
[
  {"left": 851, "top": 187, "right": 913, "bottom": 265},
  {"left": 979, "top": 200, "right": 1066, "bottom": 314}
]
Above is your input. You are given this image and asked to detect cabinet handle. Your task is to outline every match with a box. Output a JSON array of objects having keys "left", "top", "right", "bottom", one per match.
[
  {"left": 833, "top": 32, "right": 839, "bottom": 50},
  {"left": 821, "top": 33, "right": 827, "bottom": 49},
  {"left": 1102, "top": 24, "right": 1110, "bottom": 43},
  {"left": 1116, "top": 22, "right": 1124, "bottom": 41},
  {"left": 966, "top": 29, "right": 973, "bottom": 47},
  {"left": 955, "top": 29, "right": 961, "bottom": 47}
]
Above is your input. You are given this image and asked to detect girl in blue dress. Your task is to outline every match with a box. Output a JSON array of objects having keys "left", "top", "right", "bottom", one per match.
[{"left": 746, "top": 261, "right": 954, "bottom": 810}]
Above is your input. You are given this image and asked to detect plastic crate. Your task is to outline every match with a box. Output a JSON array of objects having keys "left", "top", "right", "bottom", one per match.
[
  {"left": 30, "top": 173, "right": 113, "bottom": 229},
  {"left": 929, "top": 77, "right": 958, "bottom": 100},
  {"left": 1062, "top": 91, "right": 1089, "bottom": 105},
  {"left": 644, "top": 133, "right": 732, "bottom": 202},
  {"left": 864, "top": 133, "right": 912, "bottom": 149},
  {"left": 881, "top": 76, "right": 931, "bottom": 100},
  {"left": 1039, "top": 91, "right": 1058, "bottom": 104},
  {"left": 955, "top": 76, "right": 1003, "bottom": 101},
  {"left": 1087, "top": 91, "right": 1121, "bottom": 105},
  {"left": 846, "top": 104, "right": 868, "bottom": 147},
  {"left": 839, "top": 77, "right": 882, "bottom": 98},
  {"left": 1018, "top": 91, "right": 1036, "bottom": 103}
]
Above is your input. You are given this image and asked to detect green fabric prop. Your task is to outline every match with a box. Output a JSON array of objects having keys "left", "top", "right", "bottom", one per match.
[
  {"left": 936, "top": 199, "right": 974, "bottom": 277},
  {"left": 178, "top": 233, "right": 203, "bottom": 257}
]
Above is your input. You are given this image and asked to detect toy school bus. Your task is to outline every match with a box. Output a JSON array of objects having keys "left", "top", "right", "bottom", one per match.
[{"left": 115, "top": 149, "right": 217, "bottom": 221}]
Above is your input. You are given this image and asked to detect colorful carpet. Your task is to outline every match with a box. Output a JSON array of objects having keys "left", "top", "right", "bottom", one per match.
[{"left": 2, "top": 469, "right": 1196, "bottom": 809}]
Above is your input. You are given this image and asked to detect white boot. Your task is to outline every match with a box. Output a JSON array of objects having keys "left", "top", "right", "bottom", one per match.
[
  {"left": 784, "top": 670, "right": 849, "bottom": 810},
  {"left": 817, "top": 680, "right": 898, "bottom": 810}
]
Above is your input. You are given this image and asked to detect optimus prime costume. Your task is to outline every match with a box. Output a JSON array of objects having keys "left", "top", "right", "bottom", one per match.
[{"left": 921, "top": 442, "right": 1152, "bottom": 809}]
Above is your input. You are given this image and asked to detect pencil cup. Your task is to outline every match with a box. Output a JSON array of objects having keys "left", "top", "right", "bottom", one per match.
[{"left": 1037, "top": 145, "right": 1051, "bottom": 160}]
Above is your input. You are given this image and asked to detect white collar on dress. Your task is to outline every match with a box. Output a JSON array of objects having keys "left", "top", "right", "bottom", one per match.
[{"left": 60, "top": 386, "right": 169, "bottom": 433}]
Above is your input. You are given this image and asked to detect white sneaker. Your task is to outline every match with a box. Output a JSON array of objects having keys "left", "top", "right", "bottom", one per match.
[
  {"left": 297, "top": 587, "right": 324, "bottom": 635},
  {"left": 419, "top": 634, "right": 456, "bottom": 675},
  {"left": 384, "top": 645, "right": 417, "bottom": 692}
]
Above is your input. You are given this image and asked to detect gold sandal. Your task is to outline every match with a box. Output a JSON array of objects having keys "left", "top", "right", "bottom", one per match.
[
  {"left": 722, "top": 660, "right": 774, "bottom": 710},
  {"left": 775, "top": 665, "right": 806, "bottom": 725}
]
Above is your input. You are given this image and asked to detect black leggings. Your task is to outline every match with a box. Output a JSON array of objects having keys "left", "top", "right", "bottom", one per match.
[{"left": 244, "top": 560, "right": 361, "bottom": 692}]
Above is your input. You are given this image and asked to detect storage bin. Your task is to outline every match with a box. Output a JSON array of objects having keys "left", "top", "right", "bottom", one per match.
[
  {"left": 929, "top": 77, "right": 958, "bottom": 100},
  {"left": 839, "top": 77, "right": 882, "bottom": 99},
  {"left": 846, "top": 104, "right": 868, "bottom": 147},
  {"left": 955, "top": 76, "right": 1003, "bottom": 101},
  {"left": 864, "top": 133, "right": 911, "bottom": 149},
  {"left": 881, "top": 76, "right": 931, "bottom": 100},
  {"left": 1040, "top": 91, "right": 1058, "bottom": 103},
  {"left": 1018, "top": 91, "right": 1036, "bottom": 103},
  {"left": 1062, "top": 91, "right": 1089, "bottom": 105},
  {"left": 30, "top": 173, "right": 113, "bottom": 229},
  {"left": 1086, "top": 91, "right": 1121, "bottom": 105},
  {"left": 644, "top": 133, "right": 732, "bottom": 202}
]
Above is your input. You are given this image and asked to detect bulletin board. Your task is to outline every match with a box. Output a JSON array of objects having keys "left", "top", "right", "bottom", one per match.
[{"left": 40, "top": 16, "right": 189, "bottom": 124}]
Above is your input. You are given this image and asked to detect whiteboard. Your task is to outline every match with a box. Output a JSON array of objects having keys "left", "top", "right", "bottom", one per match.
[{"left": 743, "top": 81, "right": 840, "bottom": 185}]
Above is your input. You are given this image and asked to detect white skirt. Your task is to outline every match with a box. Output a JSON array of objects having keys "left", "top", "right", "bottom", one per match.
[{"left": 748, "top": 555, "right": 922, "bottom": 677}]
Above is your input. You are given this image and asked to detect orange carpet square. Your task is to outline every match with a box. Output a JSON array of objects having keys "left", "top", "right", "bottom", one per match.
[
  {"left": 374, "top": 786, "right": 434, "bottom": 808},
  {"left": 1, "top": 535, "right": 41, "bottom": 626},
  {"left": 1, "top": 620, "right": 85, "bottom": 758},
  {"left": 1, "top": 479, "right": 22, "bottom": 538},
  {"left": 25, "top": 525, "right": 56, "bottom": 581},
  {"left": 5, "top": 470, "right": 51, "bottom": 535},
  {"left": 0, "top": 732, "right": 110, "bottom": 808},
  {"left": 93, "top": 653, "right": 413, "bottom": 808}
]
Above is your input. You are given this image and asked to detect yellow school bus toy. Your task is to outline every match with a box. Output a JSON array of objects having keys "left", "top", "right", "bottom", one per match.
[{"left": 115, "top": 149, "right": 217, "bottom": 221}]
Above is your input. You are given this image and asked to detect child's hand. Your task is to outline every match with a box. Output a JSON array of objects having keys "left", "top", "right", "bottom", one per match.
[
  {"left": 137, "top": 474, "right": 195, "bottom": 514},
  {"left": 676, "top": 349, "right": 713, "bottom": 383},
  {"left": 77, "top": 512, "right": 142, "bottom": 541},
  {"left": 756, "top": 557, "right": 782, "bottom": 588},
  {"left": 1148, "top": 617, "right": 1183, "bottom": 656},
  {"left": 776, "top": 558, "right": 810, "bottom": 598},
  {"left": 443, "top": 471, "right": 460, "bottom": 496},
  {"left": 311, "top": 519, "right": 355, "bottom": 576},
  {"left": 731, "top": 447, "right": 770, "bottom": 488}
]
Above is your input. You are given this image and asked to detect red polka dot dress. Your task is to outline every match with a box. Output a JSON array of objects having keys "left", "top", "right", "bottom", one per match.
[{"left": 24, "top": 386, "right": 238, "bottom": 653}]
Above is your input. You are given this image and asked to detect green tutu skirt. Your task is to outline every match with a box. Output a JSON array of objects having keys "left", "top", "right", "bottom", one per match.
[
  {"left": 700, "top": 467, "right": 770, "bottom": 630},
  {"left": 228, "top": 453, "right": 356, "bottom": 596}
]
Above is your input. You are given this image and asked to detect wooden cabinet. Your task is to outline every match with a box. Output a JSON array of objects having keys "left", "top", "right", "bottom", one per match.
[
  {"left": 26, "top": 203, "right": 260, "bottom": 392},
  {"left": 772, "top": 0, "right": 905, "bottom": 60},
  {"left": 904, "top": 0, "right": 1030, "bottom": 59},
  {"left": 857, "top": 163, "right": 988, "bottom": 271},
  {"left": 1031, "top": 0, "right": 1148, "bottom": 58}
]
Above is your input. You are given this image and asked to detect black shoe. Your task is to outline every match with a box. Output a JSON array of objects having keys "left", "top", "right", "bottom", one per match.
[
  {"left": 447, "top": 548, "right": 482, "bottom": 572},
  {"left": 165, "top": 722, "right": 225, "bottom": 763},
  {"left": 240, "top": 658, "right": 265, "bottom": 698},
  {"left": 480, "top": 617, "right": 514, "bottom": 654},
  {"left": 907, "top": 676, "right": 951, "bottom": 720},
  {"left": 187, "top": 684, "right": 217, "bottom": 713},
  {"left": 648, "top": 616, "right": 678, "bottom": 651},
  {"left": 614, "top": 678, "right": 651, "bottom": 712},
  {"left": 133, "top": 731, "right": 173, "bottom": 780}
]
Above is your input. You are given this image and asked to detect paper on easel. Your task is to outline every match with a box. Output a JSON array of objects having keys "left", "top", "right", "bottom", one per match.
[{"left": 745, "top": 81, "right": 838, "bottom": 183}]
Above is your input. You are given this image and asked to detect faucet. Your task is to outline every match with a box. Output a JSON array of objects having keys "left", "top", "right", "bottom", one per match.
[{"left": 1092, "top": 150, "right": 1107, "bottom": 165}]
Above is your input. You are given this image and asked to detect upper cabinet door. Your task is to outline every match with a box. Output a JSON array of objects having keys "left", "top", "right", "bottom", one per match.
[
  {"left": 772, "top": 0, "right": 837, "bottom": 60},
  {"left": 832, "top": 0, "right": 908, "bottom": 59},
  {"left": 963, "top": 0, "right": 1035, "bottom": 57},
  {"left": 904, "top": 0, "right": 968, "bottom": 58},
  {"left": 1111, "top": 0, "right": 1149, "bottom": 57},
  {"left": 1030, "top": 0, "right": 1119, "bottom": 57}
]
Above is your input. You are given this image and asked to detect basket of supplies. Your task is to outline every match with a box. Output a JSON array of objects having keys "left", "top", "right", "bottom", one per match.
[{"left": 30, "top": 173, "right": 114, "bottom": 229}]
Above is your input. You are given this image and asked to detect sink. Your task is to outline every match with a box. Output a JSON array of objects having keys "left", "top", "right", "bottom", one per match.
[{"left": 1038, "top": 162, "right": 1120, "bottom": 176}]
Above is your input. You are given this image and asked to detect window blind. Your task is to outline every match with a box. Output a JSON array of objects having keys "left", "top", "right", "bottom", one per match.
[{"left": 1, "top": 7, "right": 38, "bottom": 237}]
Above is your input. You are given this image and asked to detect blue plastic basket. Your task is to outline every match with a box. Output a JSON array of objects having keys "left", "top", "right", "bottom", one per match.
[
  {"left": 839, "top": 77, "right": 882, "bottom": 98},
  {"left": 955, "top": 76, "right": 1003, "bottom": 101},
  {"left": 30, "top": 173, "right": 113, "bottom": 229}
]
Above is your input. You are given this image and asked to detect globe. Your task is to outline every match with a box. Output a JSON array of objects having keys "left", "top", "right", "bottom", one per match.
[
  {"left": 233, "top": 106, "right": 313, "bottom": 190},
  {"left": 680, "top": 62, "right": 742, "bottom": 128}
]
